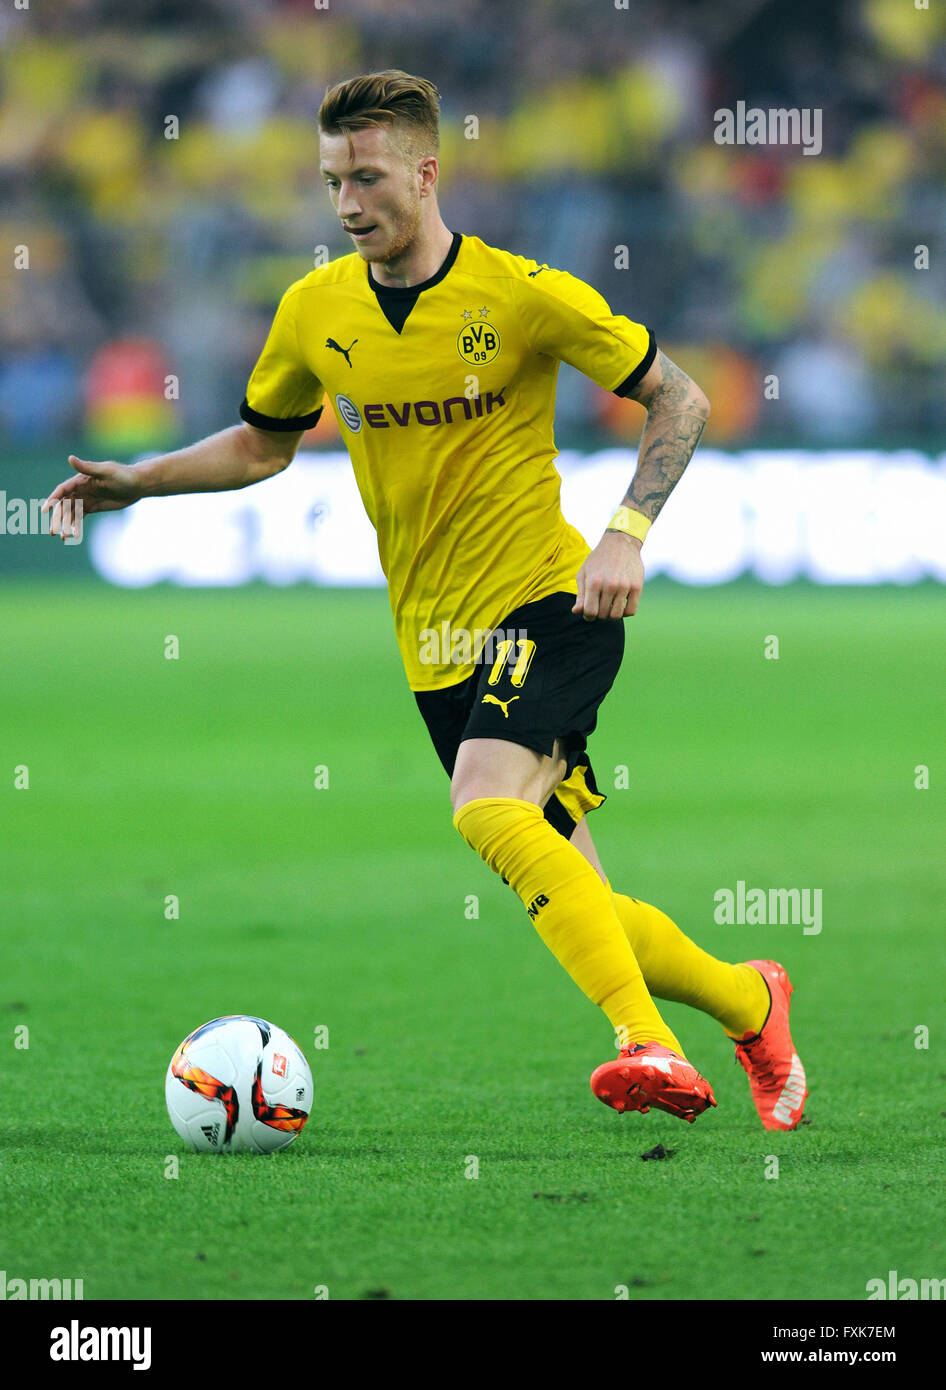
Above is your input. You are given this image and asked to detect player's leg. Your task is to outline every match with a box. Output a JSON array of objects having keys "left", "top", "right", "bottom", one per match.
[
  {"left": 571, "top": 814, "right": 806, "bottom": 1128},
  {"left": 416, "top": 661, "right": 669, "bottom": 1046},
  {"left": 429, "top": 591, "right": 714, "bottom": 1121},
  {"left": 451, "top": 732, "right": 690, "bottom": 1052},
  {"left": 569, "top": 816, "right": 768, "bottom": 1038},
  {"left": 451, "top": 734, "right": 715, "bottom": 1121},
  {"left": 449, "top": 732, "right": 567, "bottom": 809},
  {"left": 567, "top": 814, "right": 607, "bottom": 883}
]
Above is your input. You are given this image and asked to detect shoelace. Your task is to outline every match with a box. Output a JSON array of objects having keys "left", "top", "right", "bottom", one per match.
[{"left": 735, "top": 1037, "right": 780, "bottom": 1087}]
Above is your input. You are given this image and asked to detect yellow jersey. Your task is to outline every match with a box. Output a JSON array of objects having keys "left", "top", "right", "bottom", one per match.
[{"left": 240, "top": 232, "right": 655, "bottom": 690}]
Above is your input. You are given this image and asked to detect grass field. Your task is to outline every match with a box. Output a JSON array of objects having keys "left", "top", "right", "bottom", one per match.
[{"left": 1, "top": 578, "right": 944, "bottom": 1301}]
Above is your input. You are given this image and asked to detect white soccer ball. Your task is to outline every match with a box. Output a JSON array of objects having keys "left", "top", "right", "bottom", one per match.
[{"left": 165, "top": 1015, "right": 313, "bottom": 1154}]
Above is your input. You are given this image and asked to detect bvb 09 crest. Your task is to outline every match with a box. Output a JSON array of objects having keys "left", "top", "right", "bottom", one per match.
[{"left": 457, "top": 319, "right": 501, "bottom": 365}]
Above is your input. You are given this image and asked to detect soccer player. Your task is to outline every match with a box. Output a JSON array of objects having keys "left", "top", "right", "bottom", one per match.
[{"left": 44, "top": 70, "right": 806, "bottom": 1130}]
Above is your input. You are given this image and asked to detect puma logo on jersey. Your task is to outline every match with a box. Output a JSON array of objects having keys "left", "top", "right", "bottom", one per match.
[
  {"left": 771, "top": 1053, "right": 807, "bottom": 1126},
  {"left": 481, "top": 694, "right": 519, "bottom": 717},
  {"left": 326, "top": 337, "right": 357, "bottom": 367},
  {"left": 527, "top": 266, "right": 547, "bottom": 277},
  {"left": 526, "top": 893, "right": 549, "bottom": 919}
]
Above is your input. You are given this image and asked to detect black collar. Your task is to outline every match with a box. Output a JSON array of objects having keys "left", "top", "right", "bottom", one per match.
[{"left": 367, "top": 231, "right": 462, "bottom": 298}]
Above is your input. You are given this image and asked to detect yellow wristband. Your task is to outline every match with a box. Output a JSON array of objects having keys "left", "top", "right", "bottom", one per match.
[{"left": 606, "top": 505, "right": 651, "bottom": 542}]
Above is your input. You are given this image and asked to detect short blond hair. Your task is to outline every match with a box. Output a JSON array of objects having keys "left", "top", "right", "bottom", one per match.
[{"left": 318, "top": 69, "right": 440, "bottom": 164}]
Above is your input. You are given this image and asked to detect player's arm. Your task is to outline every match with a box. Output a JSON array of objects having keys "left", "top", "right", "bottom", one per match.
[
  {"left": 617, "top": 348, "right": 711, "bottom": 525},
  {"left": 42, "top": 423, "right": 304, "bottom": 540},
  {"left": 573, "top": 350, "right": 710, "bottom": 621},
  {"left": 45, "top": 276, "right": 322, "bottom": 539}
]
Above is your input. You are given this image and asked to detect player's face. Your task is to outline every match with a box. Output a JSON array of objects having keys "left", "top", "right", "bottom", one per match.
[{"left": 319, "top": 125, "right": 424, "bottom": 265}]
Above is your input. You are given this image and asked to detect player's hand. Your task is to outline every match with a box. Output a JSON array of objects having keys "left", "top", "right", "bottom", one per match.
[
  {"left": 41, "top": 455, "right": 142, "bottom": 541},
  {"left": 572, "top": 531, "right": 645, "bottom": 621}
]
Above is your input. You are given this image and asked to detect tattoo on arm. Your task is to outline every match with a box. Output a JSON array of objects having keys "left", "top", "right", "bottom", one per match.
[{"left": 620, "top": 351, "right": 709, "bottom": 523}]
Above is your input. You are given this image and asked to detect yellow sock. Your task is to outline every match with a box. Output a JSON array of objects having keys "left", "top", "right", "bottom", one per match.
[
  {"left": 607, "top": 887, "right": 768, "bottom": 1039},
  {"left": 454, "top": 798, "right": 684, "bottom": 1054}
]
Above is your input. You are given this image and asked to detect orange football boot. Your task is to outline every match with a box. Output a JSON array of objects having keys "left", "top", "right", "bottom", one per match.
[
  {"left": 734, "top": 959, "right": 807, "bottom": 1130},
  {"left": 590, "top": 1042, "right": 717, "bottom": 1124}
]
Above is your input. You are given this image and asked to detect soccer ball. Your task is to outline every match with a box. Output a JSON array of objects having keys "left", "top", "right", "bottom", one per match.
[{"left": 165, "top": 1015, "right": 313, "bottom": 1154}]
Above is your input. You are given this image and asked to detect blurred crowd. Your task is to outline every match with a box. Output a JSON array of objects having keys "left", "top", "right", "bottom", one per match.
[{"left": 1, "top": 0, "right": 945, "bottom": 453}]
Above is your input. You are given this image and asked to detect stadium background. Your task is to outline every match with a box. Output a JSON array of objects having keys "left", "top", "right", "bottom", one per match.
[{"left": 2, "top": 0, "right": 944, "bottom": 1306}]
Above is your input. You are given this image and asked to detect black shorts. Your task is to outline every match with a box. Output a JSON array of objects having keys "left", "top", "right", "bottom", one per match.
[{"left": 414, "top": 590, "right": 625, "bottom": 840}]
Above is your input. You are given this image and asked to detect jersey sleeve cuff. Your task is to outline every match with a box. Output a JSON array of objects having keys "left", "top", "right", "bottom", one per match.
[
  {"left": 239, "top": 398, "right": 324, "bottom": 431},
  {"left": 612, "top": 329, "right": 657, "bottom": 397}
]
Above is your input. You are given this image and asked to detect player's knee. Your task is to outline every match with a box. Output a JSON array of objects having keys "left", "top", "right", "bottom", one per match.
[
  {"left": 449, "top": 759, "right": 514, "bottom": 813},
  {"left": 450, "top": 780, "right": 495, "bottom": 815},
  {"left": 450, "top": 740, "right": 567, "bottom": 815}
]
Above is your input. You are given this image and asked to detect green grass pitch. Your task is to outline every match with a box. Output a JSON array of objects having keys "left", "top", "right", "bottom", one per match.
[{"left": 1, "top": 577, "right": 943, "bottom": 1300}]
